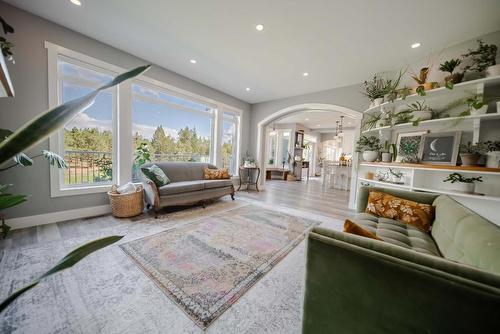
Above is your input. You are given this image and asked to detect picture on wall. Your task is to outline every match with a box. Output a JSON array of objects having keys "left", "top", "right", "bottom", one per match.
[
  {"left": 419, "top": 131, "right": 462, "bottom": 165},
  {"left": 395, "top": 131, "right": 429, "bottom": 163}
]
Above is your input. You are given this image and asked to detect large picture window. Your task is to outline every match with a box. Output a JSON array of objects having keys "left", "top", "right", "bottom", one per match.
[
  {"left": 58, "top": 57, "right": 117, "bottom": 189},
  {"left": 47, "top": 43, "right": 242, "bottom": 196}
]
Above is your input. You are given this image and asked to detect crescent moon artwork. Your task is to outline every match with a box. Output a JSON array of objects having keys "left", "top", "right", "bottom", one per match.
[{"left": 430, "top": 139, "right": 438, "bottom": 152}]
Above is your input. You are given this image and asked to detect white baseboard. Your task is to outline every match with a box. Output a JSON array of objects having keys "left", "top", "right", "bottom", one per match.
[{"left": 5, "top": 205, "right": 112, "bottom": 230}]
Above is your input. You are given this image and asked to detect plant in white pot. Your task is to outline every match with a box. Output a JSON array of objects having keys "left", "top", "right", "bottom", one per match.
[
  {"left": 381, "top": 141, "right": 397, "bottom": 162},
  {"left": 401, "top": 100, "right": 433, "bottom": 124},
  {"left": 459, "top": 142, "right": 487, "bottom": 166},
  {"left": 356, "top": 135, "right": 382, "bottom": 162},
  {"left": 443, "top": 172, "right": 482, "bottom": 194},
  {"left": 462, "top": 39, "right": 498, "bottom": 79},
  {"left": 464, "top": 95, "right": 488, "bottom": 115},
  {"left": 362, "top": 72, "right": 402, "bottom": 108},
  {"left": 485, "top": 140, "right": 500, "bottom": 168}
]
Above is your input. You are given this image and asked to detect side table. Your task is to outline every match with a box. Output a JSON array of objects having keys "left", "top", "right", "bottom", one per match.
[{"left": 238, "top": 166, "right": 260, "bottom": 191}]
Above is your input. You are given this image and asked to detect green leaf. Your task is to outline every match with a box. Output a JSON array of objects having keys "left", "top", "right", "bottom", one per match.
[
  {"left": 0, "top": 193, "right": 27, "bottom": 210},
  {"left": 0, "top": 235, "right": 123, "bottom": 314},
  {"left": 412, "top": 118, "right": 422, "bottom": 126},
  {"left": 416, "top": 86, "right": 426, "bottom": 96},
  {"left": 0, "top": 65, "right": 150, "bottom": 167},
  {"left": 0, "top": 129, "right": 13, "bottom": 144},
  {"left": 13, "top": 152, "right": 33, "bottom": 166},
  {"left": 42, "top": 150, "right": 68, "bottom": 169},
  {"left": 445, "top": 80, "right": 454, "bottom": 90}
]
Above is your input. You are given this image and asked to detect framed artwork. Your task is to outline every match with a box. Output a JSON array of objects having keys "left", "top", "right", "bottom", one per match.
[
  {"left": 295, "top": 132, "right": 304, "bottom": 148},
  {"left": 395, "top": 131, "right": 429, "bottom": 163},
  {"left": 419, "top": 131, "right": 462, "bottom": 165}
]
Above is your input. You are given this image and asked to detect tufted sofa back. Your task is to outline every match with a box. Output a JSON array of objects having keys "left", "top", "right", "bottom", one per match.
[
  {"left": 432, "top": 195, "right": 500, "bottom": 275},
  {"left": 141, "top": 161, "right": 218, "bottom": 182}
]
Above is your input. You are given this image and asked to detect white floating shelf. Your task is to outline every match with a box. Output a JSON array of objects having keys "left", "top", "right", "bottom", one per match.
[
  {"left": 363, "top": 75, "right": 500, "bottom": 114},
  {"left": 362, "top": 112, "right": 500, "bottom": 134},
  {"left": 358, "top": 162, "right": 500, "bottom": 175},
  {"left": 358, "top": 178, "right": 412, "bottom": 190}
]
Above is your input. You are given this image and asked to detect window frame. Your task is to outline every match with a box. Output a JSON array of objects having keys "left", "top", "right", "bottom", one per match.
[
  {"left": 219, "top": 108, "right": 241, "bottom": 175},
  {"left": 46, "top": 42, "right": 243, "bottom": 197}
]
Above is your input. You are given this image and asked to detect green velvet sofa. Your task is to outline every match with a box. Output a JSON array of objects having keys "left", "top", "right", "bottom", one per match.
[{"left": 302, "top": 186, "right": 500, "bottom": 334}]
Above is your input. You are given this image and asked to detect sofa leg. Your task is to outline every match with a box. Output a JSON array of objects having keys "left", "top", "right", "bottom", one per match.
[
  {"left": 154, "top": 209, "right": 159, "bottom": 219},
  {"left": 231, "top": 193, "right": 235, "bottom": 201},
  {"left": 202, "top": 201, "right": 206, "bottom": 209}
]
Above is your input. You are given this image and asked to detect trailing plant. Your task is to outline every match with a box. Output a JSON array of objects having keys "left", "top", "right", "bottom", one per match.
[
  {"left": 0, "top": 65, "right": 149, "bottom": 313},
  {"left": 361, "top": 112, "right": 382, "bottom": 131},
  {"left": 459, "top": 142, "right": 488, "bottom": 155},
  {"left": 394, "top": 110, "right": 413, "bottom": 125},
  {"left": 355, "top": 135, "right": 382, "bottom": 152},
  {"left": 462, "top": 39, "right": 497, "bottom": 73},
  {"left": 0, "top": 16, "right": 14, "bottom": 63},
  {"left": 443, "top": 172, "right": 483, "bottom": 184},
  {"left": 439, "top": 59, "right": 462, "bottom": 74}
]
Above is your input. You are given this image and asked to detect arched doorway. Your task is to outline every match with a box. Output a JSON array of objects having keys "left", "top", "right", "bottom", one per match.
[{"left": 256, "top": 103, "right": 362, "bottom": 208}]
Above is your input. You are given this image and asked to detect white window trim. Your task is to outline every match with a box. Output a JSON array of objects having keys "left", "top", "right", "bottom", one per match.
[{"left": 46, "top": 42, "right": 243, "bottom": 197}]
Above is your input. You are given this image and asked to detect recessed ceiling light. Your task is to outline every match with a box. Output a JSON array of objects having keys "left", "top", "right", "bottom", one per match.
[
  {"left": 70, "top": 0, "right": 82, "bottom": 6},
  {"left": 302, "top": 72, "right": 309, "bottom": 77},
  {"left": 411, "top": 42, "right": 421, "bottom": 49},
  {"left": 316, "top": 124, "right": 321, "bottom": 127},
  {"left": 305, "top": 118, "right": 309, "bottom": 121},
  {"left": 189, "top": 59, "right": 197, "bottom": 64},
  {"left": 256, "top": 24, "right": 264, "bottom": 31},
  {"left": 245, "top": 87, "right": 251, "bottom": 91}
]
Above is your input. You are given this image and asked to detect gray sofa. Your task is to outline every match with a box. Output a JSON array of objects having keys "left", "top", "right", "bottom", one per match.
[{"left": 142, "top": 162, "right": 235, "bottom": 216}]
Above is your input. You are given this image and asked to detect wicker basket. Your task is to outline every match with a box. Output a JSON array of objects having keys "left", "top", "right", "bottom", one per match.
[{"left": 108, "top": 184, "right": 144, "bottom": 218}]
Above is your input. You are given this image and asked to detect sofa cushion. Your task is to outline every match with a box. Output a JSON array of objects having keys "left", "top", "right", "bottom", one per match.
[
  {"left": 142, "top": 162, "right": 218, "bottom": 182},
  {"left": 141, "top": 164, "right": 171, "bottom": 187},
  {"left": 432, "top": 195, "right": 500, "bottom": 275},
  {"left": 158, "top": 180, "right": 204, "bottom": 196},
  {"left": 203, "top": 179, "right": 233, "bottom": 189},
  {"left": 365, "top": 191, "right": 435, "bottom": 232},
  {"left": 204, "top": 168, "right": 230, "bottom": 179},
  {"left": 354, "top": 213, "right": 441, "bottom": 256},
  {"left": 344, "top": 219, "right": 382, "bottom": 240}
]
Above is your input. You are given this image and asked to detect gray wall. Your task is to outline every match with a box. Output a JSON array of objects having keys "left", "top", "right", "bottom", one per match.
[
  {"left": 248, "top": 30, "right": 500, "bottom": 158},
  {"left": 0, "top": 2, "right": 250, "bottom": 218}
]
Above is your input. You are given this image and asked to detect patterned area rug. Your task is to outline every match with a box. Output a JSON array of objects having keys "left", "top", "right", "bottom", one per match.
[{"left": 120, "top": 204, "right": 319, "bottom": 328}]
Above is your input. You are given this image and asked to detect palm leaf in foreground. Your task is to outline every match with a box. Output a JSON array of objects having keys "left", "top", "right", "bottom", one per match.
[
  {"left": 0, "top": 65, "right": 150, "bottom": 166},
  {"left": 0, "top": 235, "right": 123, "bottom": 313}
]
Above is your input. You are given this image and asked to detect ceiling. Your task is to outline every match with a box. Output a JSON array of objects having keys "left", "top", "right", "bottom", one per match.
[
  {"left": 6, "top": 0, "right": 500, "bottom": 104},
  {"left": 275, "top": 110, "right": 355, "bottom": 131}
]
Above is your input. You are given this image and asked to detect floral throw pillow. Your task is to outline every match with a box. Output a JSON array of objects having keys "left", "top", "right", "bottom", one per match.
[
  {"left": 204, "top": 168, "right": 230, "bottom": 180},
  {"left": 365, "top": 191, "right": 435, "bottom": 232},
  {"left": 141, "top": 164, "right": 170, "bottom": 187}
]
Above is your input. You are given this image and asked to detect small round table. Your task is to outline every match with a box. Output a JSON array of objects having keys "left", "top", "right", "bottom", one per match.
[{"left": 238, "top": 166, "right": 260, "bottom": 191}]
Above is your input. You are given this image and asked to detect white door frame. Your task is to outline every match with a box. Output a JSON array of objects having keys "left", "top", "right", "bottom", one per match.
[{"left": 256, "top": 103, "right": 362, "bottom": 209}]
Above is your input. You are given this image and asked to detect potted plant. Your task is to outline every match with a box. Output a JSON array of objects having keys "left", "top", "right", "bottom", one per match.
[
  {"left": 485, "top": 140, "right": 500, "bottom": 168},
  {"left": 381, "top": 141, "right": 397, "bottom": 162},
  {"left": 362, "top": 75, "right": 390, "bottom": 108},
  {"left": 462, "top": 39, "right": 499, "bottom": 79},
  {"left": 356, "top": 135, "right": 382, "bottom": 162},
  {"left": 443, "top": 172, "right": 482, "bottom": 193},
  {"left": 410, "top": 67, "right": 438, "bottom": 96},
  {"left": 464, "top": 95, "right": 488, "bottom": 115},
  {"left": 402, "top": 101, "right": 433, "bottom": 123},
  {"left": 439, "top": 58, "right": 464, "bottom": 88},
  {"left": 459, "top": 142, "right": 487, "bottom": 166}
]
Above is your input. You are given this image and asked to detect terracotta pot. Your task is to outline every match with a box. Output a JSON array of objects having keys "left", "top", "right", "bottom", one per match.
[
  {"left": 460, "top": 153, "right": 481, "bottom": 166},
  {"left": 445, "top": 72, "right": 464, "bottom": 84}
]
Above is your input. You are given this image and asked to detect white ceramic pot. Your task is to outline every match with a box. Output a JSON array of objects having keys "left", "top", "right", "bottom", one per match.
[
  {"left": 362, "top": 151, "right": 379, "bottom": 162},
  {"left": 486, "top": 151, "right": 500, "bottom": 168},
  {"left": 412, "top": 110, "right": 432, "bottom": 121},
  {"left": 373, "top": 97, "right": 384, "bottom": 107},
  {"left": 451, "top": 182, "right": 475, "bottom": 194},
  {"left": 470, "top": 105, "right": 488, "bottom": 115},
  {"left": 381, "top": 152, "right": 392, "bottom": 162},
  {"left": 486, "top": 64, "right": 500, "bottom": 77}
]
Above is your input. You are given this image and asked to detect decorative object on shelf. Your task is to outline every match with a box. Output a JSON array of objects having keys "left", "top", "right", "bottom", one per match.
[
  {"left": 443, "top": 172, "right": 483, "bottom": 194},
  {"left": 459, "top": 141, "right": 487, "bottom": 166},
  {"left": 362, "top": 70, "right": 404, "bottom": 107},
  {"left": 401, "top": 100, "right": 433, "bottom": 124},
  {"left": 462, "top": 39, "right": 498, "bottom": 79},
  {"left": 410, "top": 66, "right": 438, "bottom": 96},
  {"left": 365, "top": 171, "right": 375, "bottom": 180},
  {"left": 388, "top": 168, "right": 404, "bottom": 184},
  {"left": 485, "top": 141, "right": 500, "bottom": 168},
  {"left": 419, "top": 131, "right": 461, "bottom": 165},
  {"left": 463, "top": 94, "right": 500, "bottom": 115},
  {"left": 356, "top": 135, "right": 382, "bottom": 162},
  {"left": 0, "top": 16, "right": 15, "bottom": 97},
  {"left": 381, "top": 141, "right": 397, "bottom": 162},
  {"left": 377, "top": 108, "right": 393, "bottom": 127},
  {"left": 439, "top": 58, "right": 463, "bottom": 89},
  {"left": 395, "top": 131, "right": 428, "bottom": 163}
]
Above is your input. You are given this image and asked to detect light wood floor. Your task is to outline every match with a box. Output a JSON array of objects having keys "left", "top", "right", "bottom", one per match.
[
  {"left": 1, "top": 177, "right": 354, "bottom": 248},
  {"left": 239, "top": 177, "right": 354, "bottom": 220}
]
